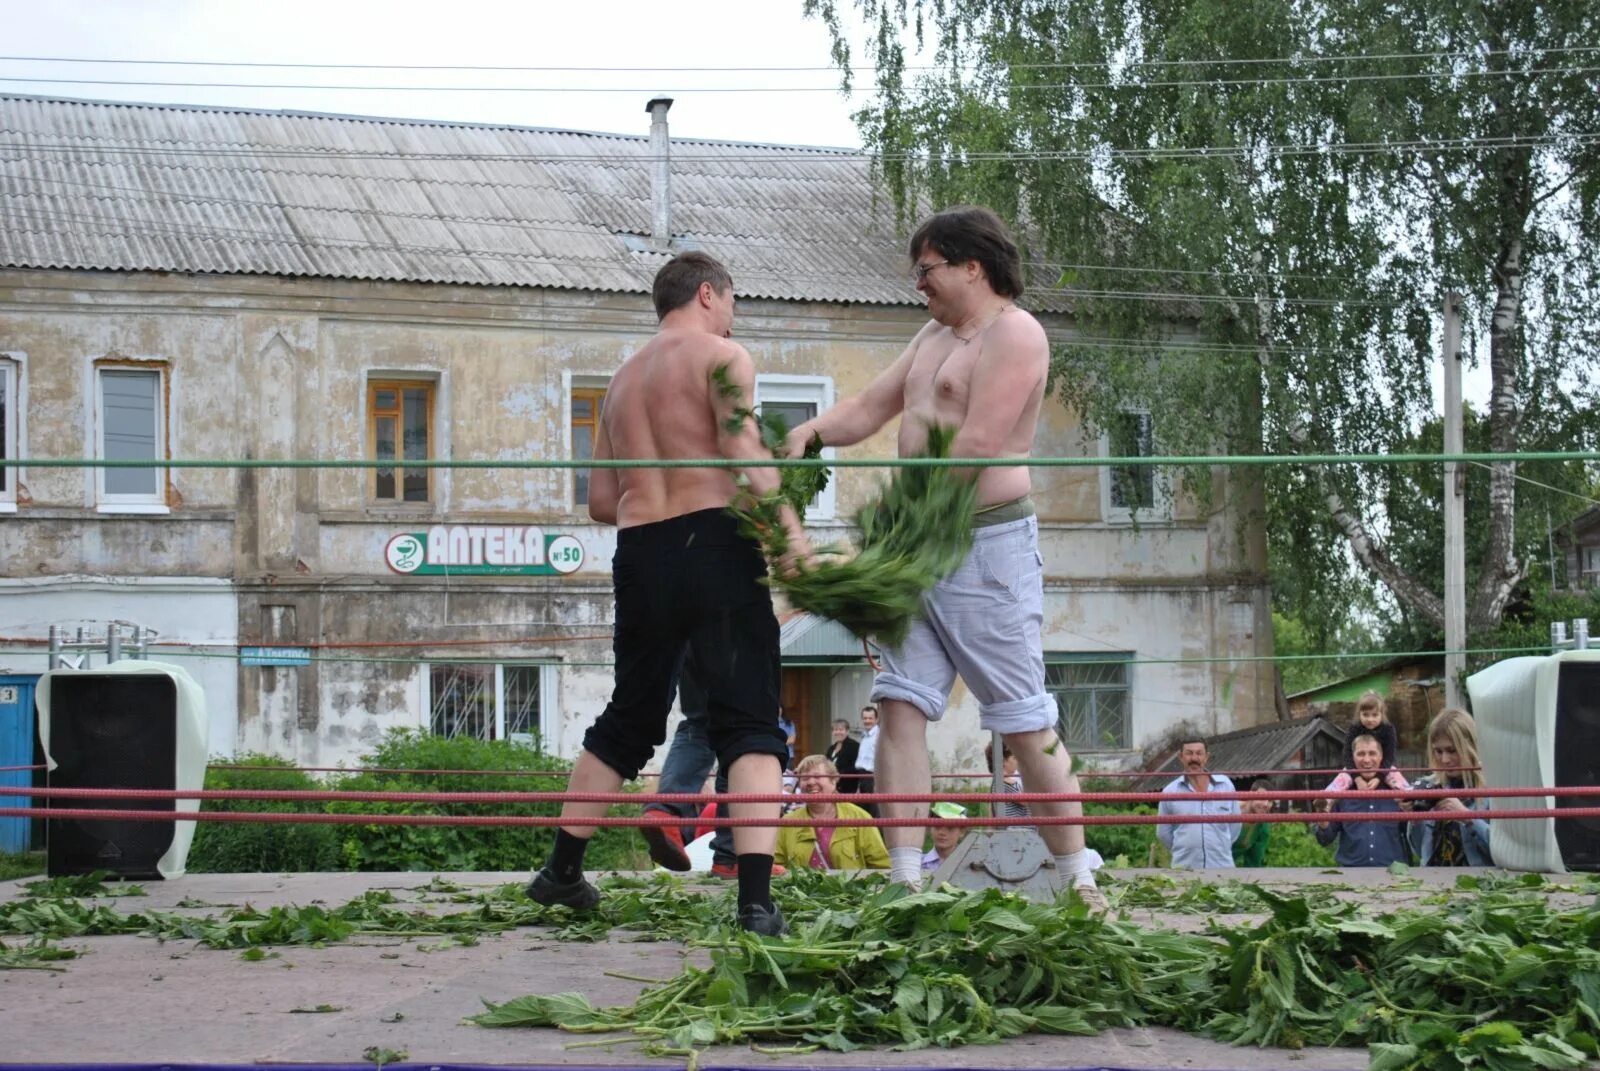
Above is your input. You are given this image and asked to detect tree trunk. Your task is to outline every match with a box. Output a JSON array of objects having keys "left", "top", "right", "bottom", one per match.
[{"left": 1468, "top": 230, "right": 1527, "bottom": 631}]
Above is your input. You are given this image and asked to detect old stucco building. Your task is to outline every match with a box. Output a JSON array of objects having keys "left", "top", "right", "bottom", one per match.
[{"left": 0, "top": 93, "right": 1276, "bottom": 774}]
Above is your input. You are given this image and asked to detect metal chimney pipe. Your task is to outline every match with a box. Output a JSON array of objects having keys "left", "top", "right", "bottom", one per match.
[
  {"left": 1575, "top": 618, "right": 1590, "bottom": 650},
  {"left": 646, "top": 98, "right": 673, "bottom": 249}
]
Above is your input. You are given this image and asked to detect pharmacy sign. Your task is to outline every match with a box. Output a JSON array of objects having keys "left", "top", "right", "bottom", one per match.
[{"left": 385, "top": 526, "right": 584, "bottom": 576}]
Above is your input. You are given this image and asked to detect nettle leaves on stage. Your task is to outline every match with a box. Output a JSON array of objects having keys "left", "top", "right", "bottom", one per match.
[
  {"left": 6, "top": 870, "right": 1600, "bottom": 1068},
  {"left": 801, "top": 0, "right": 1600, "bottom": 648}
]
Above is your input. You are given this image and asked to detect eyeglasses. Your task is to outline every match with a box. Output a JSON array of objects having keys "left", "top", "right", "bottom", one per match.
[{"left": 911, "top": 260, "right": 950, "bottom": 284}]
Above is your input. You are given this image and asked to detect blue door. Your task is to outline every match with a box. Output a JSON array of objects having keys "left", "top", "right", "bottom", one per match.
[{"left": 0, "top": 675, "right": 39, "bottom": 854}]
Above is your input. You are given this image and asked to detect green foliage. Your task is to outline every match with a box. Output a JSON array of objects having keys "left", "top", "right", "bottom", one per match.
[
  {"left": 1271, "top": 610, "right": 1387, "bottom": 695},
  {"left": 188, "top": 754, "right": 343, "bottom": 874},
  {"left": 711, "top": 363, "right": 832, "bottom": 521},
  {"left": 473, "top": 868, "right": 1600, "bottom": 1068},
  {"left": 1081, "top": 802, "right": 1160, "bottom": 866},
  {"left": 188, "top": 735, "right": 647, "bottom": 874},
  {"left": 8, "top": 865, "right": 1600, "bottom": 1067},
  {"left": 1471, "top": 577, "right": 1600, "bottom": 677},
  {"left": 724, "top": 411, "right": 979, "bottom": 645},
  {"left": 805, "top": 0, "right": 1600, "bottom": 646},
  {"left": 329, "top": 731, "right": 644, "bottom": 873},
  {"left": 1259, "top": 821, "right": 1337, "bottom": 869},
  {"left": 0, "top": 852, "right": 45, "bottom": 882}
]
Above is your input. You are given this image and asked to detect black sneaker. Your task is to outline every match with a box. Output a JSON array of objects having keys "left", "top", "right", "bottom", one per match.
[
  {"left": 639, "top": 822, "right": 692, "bottom": 872},
  {"left": 525, "top": 868, "right": 600, "bottom": 911},
  {"left": 737, "top": 902, "right": 787, "bottom": 937}
]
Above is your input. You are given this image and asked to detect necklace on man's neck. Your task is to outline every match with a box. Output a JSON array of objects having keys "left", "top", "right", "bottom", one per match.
[{"left": 951, "top": 303, "right": 1013, "bottom": 345}]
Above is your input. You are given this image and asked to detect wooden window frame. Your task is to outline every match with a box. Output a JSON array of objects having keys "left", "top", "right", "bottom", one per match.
[
  {"left": 570, "top": 386, "right": 606, "bottom": 509},
  {"left": 367, "top": 379, "right": 435, "bottom": 504}
]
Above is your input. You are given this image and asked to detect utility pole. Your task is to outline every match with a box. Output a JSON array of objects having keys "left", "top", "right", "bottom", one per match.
[{"left": 1443, "top": 292, "right": 1466, "bottom": 708}]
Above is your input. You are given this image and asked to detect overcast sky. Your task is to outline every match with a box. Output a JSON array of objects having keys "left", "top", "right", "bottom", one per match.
[{"left": 0, "top": 0, "right": 872, "bottom": 146}]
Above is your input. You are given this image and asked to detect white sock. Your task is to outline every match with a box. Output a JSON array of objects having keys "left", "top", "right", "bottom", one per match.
[
  {"left": 1055, "top": 849, "right": 1096, "bottom": 887},
  {"left": 889, "top": 846, "right": 923, "bottom": 888}
]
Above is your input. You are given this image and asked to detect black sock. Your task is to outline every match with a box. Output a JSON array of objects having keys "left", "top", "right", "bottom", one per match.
[
  {"left": 546, "top": 829, "right": 589, "bottom": 884},
  {"left": 736, "top": 853, "right": 774, "bottom": 911}
]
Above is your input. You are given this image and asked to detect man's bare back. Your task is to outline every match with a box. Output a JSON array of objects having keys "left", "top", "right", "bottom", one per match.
[{"left": 593, "top": 330, "right": 743, "bottom": 529}]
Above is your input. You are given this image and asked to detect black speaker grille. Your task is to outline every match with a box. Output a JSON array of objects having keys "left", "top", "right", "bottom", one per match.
[
  {"left": 1554, "top": 662, "right": 1600, "bottom": 872},
  {"left": 47, "top": 674, "right": 179, "bottom": 879}
]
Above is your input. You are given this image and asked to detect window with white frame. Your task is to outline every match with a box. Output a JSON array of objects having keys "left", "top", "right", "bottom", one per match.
[
  {"left": 96, "top": 366, "right": 166, "bottom": 511},
  {"left": 429, "top": 662, "right": 558, "bottom": 747},
  {"left": 1047, "top": 652, "right": 1133, "bottom": 751},
  {"left": 0, "top": 359, "right": 16, "bottom": 509},
  {"left": 1102, "top": 409, "right": 1170, "bottom": 521},
  {"left": 755, "top": 374, "right": 836, "bottom": 520}
]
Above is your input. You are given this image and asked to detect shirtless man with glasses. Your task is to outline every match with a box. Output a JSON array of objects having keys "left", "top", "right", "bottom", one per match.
[{"left": 783, "top": 206, "right": 1102, "bottom": 905}]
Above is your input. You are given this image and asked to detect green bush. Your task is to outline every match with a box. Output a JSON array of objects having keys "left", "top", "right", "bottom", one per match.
[
  {"left": 1259, "top": 818, "right": 1337, "bottom": 867},
  {"left": 188, "top": 734, "right": 648, "bottom": 874},
  {"left": 1083, "top": 802, "right": 1162, "bottom": 865},
  {"left": 0, "top": 851, "right": 45, "bottom": 881},
  {"left": 187, "top": 754, "right": 344, "bottom": 873},
  {"left": 327, "top": 730, "right": 647, "bottom": 873}
]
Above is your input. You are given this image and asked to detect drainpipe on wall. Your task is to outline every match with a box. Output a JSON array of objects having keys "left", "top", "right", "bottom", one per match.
[{"left": 647, "top": 97, "right": 673, "bottom": 250}]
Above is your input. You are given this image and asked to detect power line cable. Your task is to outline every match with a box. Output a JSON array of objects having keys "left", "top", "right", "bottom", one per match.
[
  {"left": 1, "top": 128, "right": 1591, "bottom": 164},
  {"left": 0, "top": 44, "right": 1595, "bottom": 72},
  {"left": 2, "top": 63, "right": 1597, "bottom": 92},
  {"left": 1470, "top": 460, "right": 1600, "bottom": 509}
]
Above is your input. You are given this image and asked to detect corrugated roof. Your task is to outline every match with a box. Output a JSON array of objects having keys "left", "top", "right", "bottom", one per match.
[
  {"left": 778, "top": 612, "right": 868, "bottom": 659},
  {"left": 0, "top": 94, "right": 1068, "bottom": 310},
  {"left": 1137, "top": 715, "right": 1347, "bottom": 792}
]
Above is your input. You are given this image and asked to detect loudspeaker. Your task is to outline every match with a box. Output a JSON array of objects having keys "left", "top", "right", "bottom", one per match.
[
  {"left": 1554, "top": 661, "right": 1600, "bottom": 871},
  {"left": 46, "top": 673, "right": 178, "bottom": 879}
]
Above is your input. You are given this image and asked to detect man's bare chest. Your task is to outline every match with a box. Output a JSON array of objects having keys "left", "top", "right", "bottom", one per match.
[{"left": 905, "top": 339, "right": 981, "bottom": 411}]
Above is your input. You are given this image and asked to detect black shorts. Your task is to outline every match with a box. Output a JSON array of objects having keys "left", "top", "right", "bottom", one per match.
[{"left": 582, "top": 508, "right": 787, "bottom": 781}]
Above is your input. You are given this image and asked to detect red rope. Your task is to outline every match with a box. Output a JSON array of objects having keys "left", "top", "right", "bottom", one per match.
[
  {"left": 198, "top": 764, "right": 1472, "bottom": 780},
  {"left": 1, "top": 785, "right": 1587, "bottom": 805},
  {"left": 0, "top": 764, "right": 43, "bottom": 773},
  {"left": 2, "top": 806, "right": 1594, "bottom": 827}
]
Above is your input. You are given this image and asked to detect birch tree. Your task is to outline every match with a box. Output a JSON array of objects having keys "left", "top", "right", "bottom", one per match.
[{"left": 806, "top": 0, "right": 1600, "bottom": 636}]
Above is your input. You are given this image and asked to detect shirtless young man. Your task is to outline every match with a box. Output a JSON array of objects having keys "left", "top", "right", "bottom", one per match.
[
  {"left": 784, "top": 206, "right": 1102, "bottom": 903},
  {"left": 526, "top": 251, "right": 810, "bottom": 935}
]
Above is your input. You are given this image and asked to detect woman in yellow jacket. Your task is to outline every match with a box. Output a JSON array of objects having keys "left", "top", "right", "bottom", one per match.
[{"left": 776, "top": 754, "right": 891, "bottom": 870}]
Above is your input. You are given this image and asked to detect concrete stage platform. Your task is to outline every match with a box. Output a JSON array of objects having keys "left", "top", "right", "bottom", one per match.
[{"left": 1, "top": 867, "right": 1589, "bottom": 1070}]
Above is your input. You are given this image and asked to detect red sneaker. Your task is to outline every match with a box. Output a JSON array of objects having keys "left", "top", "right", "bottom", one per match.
[
  {"left": 640, "top": 821, "right": 691, "bottom": 872},
  {"left": 709, "top": 860, "right": 787, "bottom": 879}
]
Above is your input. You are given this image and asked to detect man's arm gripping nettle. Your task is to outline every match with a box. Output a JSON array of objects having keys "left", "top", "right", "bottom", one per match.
[
  {"left": 783, "top": 323, "right": 930, "bottom": 456},
  {"left": 711, "top": 346, "right": 810, "bottom": 560}
]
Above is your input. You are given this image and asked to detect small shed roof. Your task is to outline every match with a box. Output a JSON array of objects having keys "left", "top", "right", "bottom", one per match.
[{"left": 1137, "top": 715, "right": 1347, "bottom": 792}]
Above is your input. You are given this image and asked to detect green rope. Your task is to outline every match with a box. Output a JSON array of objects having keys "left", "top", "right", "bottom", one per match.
[
  {"left": 0, "top": 644, "right": 1553, "bottom": 668},
  {"left": 3, "top": 449, "right": 1599, "bottom": 470}
]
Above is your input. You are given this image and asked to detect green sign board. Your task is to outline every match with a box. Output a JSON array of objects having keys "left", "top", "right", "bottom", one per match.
[{"left": 385, "top": 526, "right": 585, "bottom": 576}]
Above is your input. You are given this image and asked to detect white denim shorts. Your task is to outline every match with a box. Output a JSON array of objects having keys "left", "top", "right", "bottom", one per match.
[{"left": 869, "top": 515, "right": 1057, "bottom": 734}]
